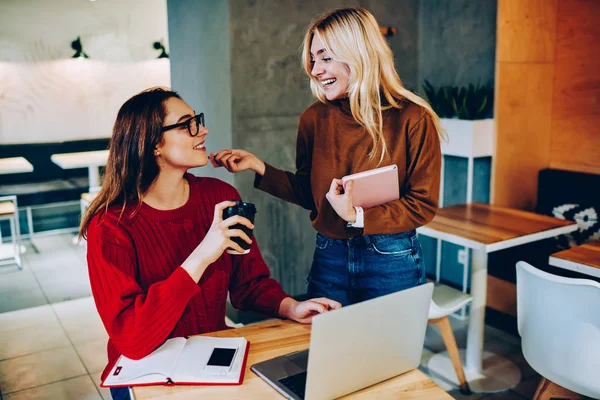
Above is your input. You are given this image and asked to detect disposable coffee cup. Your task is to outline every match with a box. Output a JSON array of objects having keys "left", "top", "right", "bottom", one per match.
[{"left": 222, "top": 201, "right": 256, "bottom": 255}]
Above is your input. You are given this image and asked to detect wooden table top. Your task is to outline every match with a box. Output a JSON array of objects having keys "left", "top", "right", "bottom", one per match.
[
  {"left": 0, "top": 157, "right": 33, "bottom": 174},
  {"left": 133, "top": 320, "right": 451, "bottom": 400},
  {"left": 549, "top": 241, "right": 600, "bottom": 277},
  {"left": 0, "top": 201, "right": 16, "bottom": 217},
  {"left": 417, "top": 203, "right": 578, "bottom": 252},
  {"left": 50, "top": 150, "right": 109, "bottom": 169}
]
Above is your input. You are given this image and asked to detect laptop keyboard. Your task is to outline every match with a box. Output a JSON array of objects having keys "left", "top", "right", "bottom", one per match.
[{"left": 279, "top": 371, "right": 307, "bottom": 399}]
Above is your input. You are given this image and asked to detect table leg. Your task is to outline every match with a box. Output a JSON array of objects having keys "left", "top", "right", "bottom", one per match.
[
  {"left": 88, "top": 166, "right": 101, "bottom": 193},
  {"left": 466, "top": 248, "right": 487, "bottom": 372},
  {"left": 427, "top": 248, "right": 521, "bottom": 393}
]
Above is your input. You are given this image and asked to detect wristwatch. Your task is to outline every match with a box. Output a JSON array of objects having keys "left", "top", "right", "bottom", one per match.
[{"left": 346, "top": 206, "right": 364, "bottom": 228}]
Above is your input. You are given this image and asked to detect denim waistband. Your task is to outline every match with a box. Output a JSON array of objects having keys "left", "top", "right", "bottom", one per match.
[{"left": 317, "top": 230, "right": 416, "bottom": 246}]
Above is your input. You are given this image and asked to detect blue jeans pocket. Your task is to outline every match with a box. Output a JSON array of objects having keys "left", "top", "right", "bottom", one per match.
[
  {"left": 363, "top": 232, "right": 424, "bottom": 296},
  {"left": 369, "top": 232, "right": 415, "bottom": 256}
]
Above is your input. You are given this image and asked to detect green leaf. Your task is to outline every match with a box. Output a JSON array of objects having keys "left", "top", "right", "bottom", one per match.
[
  {"left": 476, "top": 95, "right": 488, "bottom": 115},
  {"left": 462, "top": 95, "right": 470, "bottom": 119},
  {"left": 421, "top": 79, "right": 494, "bottom": 119}
]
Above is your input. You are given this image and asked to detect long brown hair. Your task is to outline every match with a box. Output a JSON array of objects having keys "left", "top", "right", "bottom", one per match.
[
  {"left": 79, "top": 87, "right": 181, "bottom": 239},
  {"left": 301, "top": 7, "right": 446, "bottom": 164}
]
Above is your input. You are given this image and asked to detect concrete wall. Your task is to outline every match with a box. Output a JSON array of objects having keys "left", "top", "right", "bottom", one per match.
[
  {"left": 418, "top": 0, "right": 497, "bottom": 288},
  {"left": 418, "top": 0, "right": 497, "bottom": 88},
  {"left": 167, "top": 0, "right": 233, "bottom": 183}
]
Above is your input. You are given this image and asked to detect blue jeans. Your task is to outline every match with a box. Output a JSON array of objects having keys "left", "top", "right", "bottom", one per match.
[
  {"left": 307, "top": 230, "right": 426, "bottom": 306},
  {"left": 110, "top": 387, "right": 131, "bottom": 400}
]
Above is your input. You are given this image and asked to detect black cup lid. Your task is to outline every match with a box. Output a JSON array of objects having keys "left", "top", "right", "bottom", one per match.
[{"left": 228, "top": 201, "right": 256, "bottom": 213}]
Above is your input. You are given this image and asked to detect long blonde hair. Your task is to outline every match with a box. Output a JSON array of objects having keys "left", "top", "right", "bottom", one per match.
[{"left": 301, "top": 7, "right": 446, "bottom": 164}]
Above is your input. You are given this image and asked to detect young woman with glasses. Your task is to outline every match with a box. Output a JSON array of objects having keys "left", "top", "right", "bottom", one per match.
[
  {"left": 212, "top": 7, "right": 444, "bottom": 307},
  {"left": 79, "top": 88, "right": 340, "bottom": 400}
]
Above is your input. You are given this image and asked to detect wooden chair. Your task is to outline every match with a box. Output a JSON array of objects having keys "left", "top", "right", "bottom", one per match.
[
  {"left": 0, "top": 195, "right": 22, "bottom": 269},
  {"left": 428, "top": 282, "right": 472, "bottom": 395},
  {"left": 533, "top": 378, "right": 585, "bottom": 400}
]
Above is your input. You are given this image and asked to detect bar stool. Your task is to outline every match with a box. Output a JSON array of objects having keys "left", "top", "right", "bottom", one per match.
[
  {"left": 80, "top": 192, "right": 96, "bottom": 219},
  {"left": 0, "top": 195, "right": 22, "bottom": 269},
  {"left": 428, "top": 282, "right": 472, "bottom": 394}
]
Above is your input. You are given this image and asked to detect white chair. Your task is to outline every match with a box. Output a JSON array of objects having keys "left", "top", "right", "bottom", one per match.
[
  {"left": 428, "top": 282, "right": 472, "bottom": 394},
  {"left": 80, "top": 192, "right": 96, "bottom": 219},
  {"left": 516, "top": 261, "right": 600, "bottom": 399},
  {"left": 75, "top": 192, "right": 97, "bottom": 246},
  {"left": 0, "top": 195, "right": 22, "bottom": 269}
]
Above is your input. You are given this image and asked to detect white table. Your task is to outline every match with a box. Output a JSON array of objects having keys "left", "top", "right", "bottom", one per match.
[
  {"left": 417, "top": 203, "right": 578, "bottom": 393},
  {"left": 50, "top": 150, "right": 108, "bottom": 192},
  {"left": 0, "top": 157, "right": 33, "bottom": 174},
  {"left": 549, "top": 241, "right": 600, "bottom": 279}
]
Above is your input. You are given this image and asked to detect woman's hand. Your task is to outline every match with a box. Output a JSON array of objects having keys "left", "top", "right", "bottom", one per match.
[
  {"left": 325, "top": 179, "right": 357, "bottom": 222},
  {"left": 278, "top": 297, "right": 342, "bottom": 324},
  {"left": 210, "top": 149, "right": 266, "bottom": 176},
  {"left": 181, "top": 201, "right": 253, "bottom": 282}
]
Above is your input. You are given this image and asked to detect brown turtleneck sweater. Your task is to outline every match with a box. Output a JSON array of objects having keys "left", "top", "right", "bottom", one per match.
[{"left": 254, "top": 99, "right": 441, "bottom": 239}]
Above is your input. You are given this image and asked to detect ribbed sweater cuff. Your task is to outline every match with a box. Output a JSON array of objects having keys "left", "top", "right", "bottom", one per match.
[
  {"left": 274, "top": 295, "right": 292, "bottom": 318},
  {"left": 254, "top": 162, "right": 282, "bottom": 192},
  {"left": 170, "top": 266, "right": 201, "bottom": 299}
]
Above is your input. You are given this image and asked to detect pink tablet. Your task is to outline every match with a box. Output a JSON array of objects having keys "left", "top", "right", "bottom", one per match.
[{"left": 341, "top": 164, "right": 399, "bottom": 208}]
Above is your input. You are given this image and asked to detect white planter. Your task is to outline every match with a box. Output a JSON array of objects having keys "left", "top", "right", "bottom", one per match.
[{"left": 440, "top": 118, "right": 494, "bottom": 158}]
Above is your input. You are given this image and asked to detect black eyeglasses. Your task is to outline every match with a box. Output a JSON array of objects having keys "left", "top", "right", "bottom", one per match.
[{"left": 161, "top": 113, "right": 205, "bottom": 137}]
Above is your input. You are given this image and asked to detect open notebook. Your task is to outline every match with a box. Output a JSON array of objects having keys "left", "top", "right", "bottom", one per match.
[{"left": 101, "top": 336, "right": 250, "bottom": 388}]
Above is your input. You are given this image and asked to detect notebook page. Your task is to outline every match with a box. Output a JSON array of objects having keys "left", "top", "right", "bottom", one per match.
[
  {"left": 103, "top": 337, "right": 187, "bottom": 386},
  {"left": 171, "top": 336, "right": 247, "bottom": 383}
]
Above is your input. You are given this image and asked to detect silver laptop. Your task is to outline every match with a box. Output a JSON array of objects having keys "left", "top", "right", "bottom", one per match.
[{"left": 251, "top": 283, "right": 433, "bottom": 400}]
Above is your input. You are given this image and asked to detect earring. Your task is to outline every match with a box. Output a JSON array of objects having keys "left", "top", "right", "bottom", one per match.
[{"left": 154, "top": 150, "right": 160, "bottom": 156}]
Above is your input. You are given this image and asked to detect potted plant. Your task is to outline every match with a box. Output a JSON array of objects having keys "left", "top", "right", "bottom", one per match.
[{"left": 422, "top": 80, "right": 494, "bottom": 158}]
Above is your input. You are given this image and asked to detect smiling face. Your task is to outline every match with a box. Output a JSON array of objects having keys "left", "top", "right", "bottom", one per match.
[
  {"left": 155, "top": 97, "right": 208, "bottom": 171},
  {"left": 310, "top": 34, "right": 350, "bottom": 101}
]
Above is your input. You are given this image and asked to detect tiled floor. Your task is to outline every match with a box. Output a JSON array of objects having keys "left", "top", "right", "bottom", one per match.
[
  {"left": 0, "top": 234, "right": 542, "bottom": 400},
  {"left": 0, "top": 234, "right": 90, "bottom": 314}
]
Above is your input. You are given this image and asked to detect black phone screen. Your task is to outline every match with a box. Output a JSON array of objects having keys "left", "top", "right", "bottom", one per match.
[{"left": 206, "top": 347, "right": 237, "bottom": 367}]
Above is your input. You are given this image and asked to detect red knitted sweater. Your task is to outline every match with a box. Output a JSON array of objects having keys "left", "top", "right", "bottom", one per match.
[{"left": 86, "top": 174, "right": 289, "bottom": 381}]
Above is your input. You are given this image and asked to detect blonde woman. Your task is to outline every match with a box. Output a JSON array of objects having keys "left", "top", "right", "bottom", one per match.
[{"left": 212, "top": 7, "right": 443, "bottom": 306}]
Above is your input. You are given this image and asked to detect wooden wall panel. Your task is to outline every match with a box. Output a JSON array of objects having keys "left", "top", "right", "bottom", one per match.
[
  {"left": 554, "top": 0, "right": 600, "bottom": 64},
  {"left": 494, "top": 0, "right": 600, "bottom": 208},
  {"left": 549, "top": 0, "right": 600, "bottom": 174},
  {"left": 487, "top": 276, "right": 517, "bottom": 317},
  {"left": 492, "top": 0, "right": 600, "bottom": 323},
  {"left": 550, "top": 117, "right": 600, "bottom": 174},
  {"left": 496, "top": 0, "right": 557, "bottom": 63},
  {"left": 493, "top": 63, "right": 554, "bottom": 209},
  {"left": 552, "top": 60, "right": 600, "bottom": 119}
]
